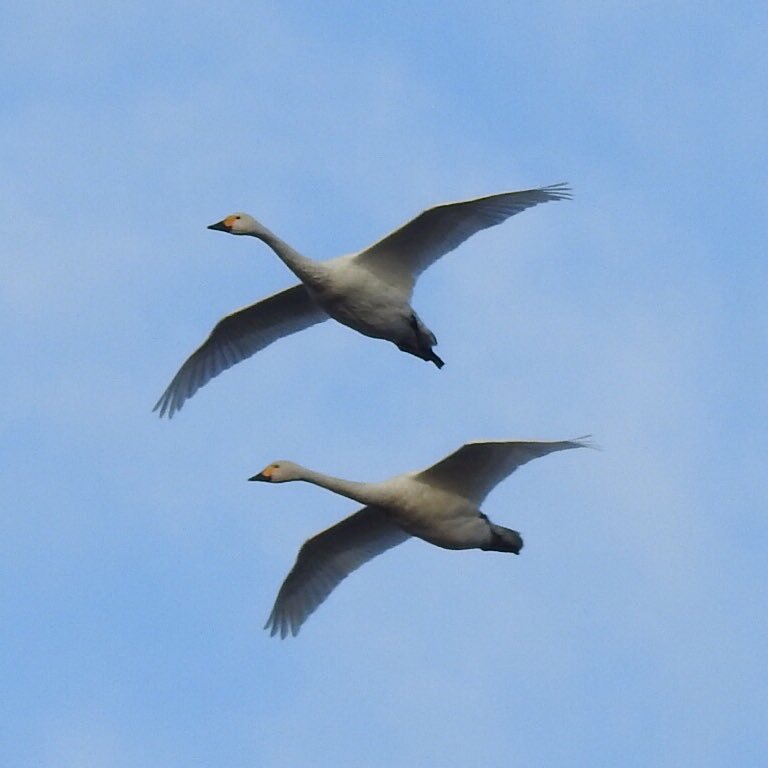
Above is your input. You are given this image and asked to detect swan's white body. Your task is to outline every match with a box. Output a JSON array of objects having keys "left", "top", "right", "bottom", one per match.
[
  {"left": 154, "top": 184, "right": 571, "bottom": 417},
  {"left": 251, "top": 437, "right": 590, "bottom": 638}
]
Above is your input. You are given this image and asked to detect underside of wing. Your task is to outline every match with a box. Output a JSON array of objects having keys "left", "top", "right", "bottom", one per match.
[
  {"left": 153, "top": 284, "right": 327, "bottom": 418},
  {"left": 416, "top": 437, "right": 591, "bottom": 505},
  {"left": 265, "top": 506, "right": 411, "bottom": 638},
  {"left": 354, "top": 184, "right": 571, "bottom": 288}
]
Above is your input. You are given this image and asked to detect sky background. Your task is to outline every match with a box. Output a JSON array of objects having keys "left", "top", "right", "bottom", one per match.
[{"left": 2, "top": 2, "right": 767, "bottom": 766}]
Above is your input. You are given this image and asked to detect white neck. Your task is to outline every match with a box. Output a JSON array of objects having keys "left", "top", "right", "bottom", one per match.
[
  {"left": 252, "top": 229, "right": 326, "bottom": 285},
  {"left": 298, "top": 466, "right": 389, "bottom": 507}
]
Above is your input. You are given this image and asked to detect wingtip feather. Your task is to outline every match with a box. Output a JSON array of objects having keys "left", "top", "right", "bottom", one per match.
[
  {"left": 570, "top": 434, "right": 600, "bottom": 450},
  {"left": 541, "top": 182, "right": 573, "bottom": 200}
]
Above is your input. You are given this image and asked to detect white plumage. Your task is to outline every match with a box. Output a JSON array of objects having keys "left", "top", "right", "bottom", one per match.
[
  {"left": 250, "top": 437, "right": 591, "bottom": 638},
  {"left": 154, "top": 184, "right": 571, "bottom": 417}
]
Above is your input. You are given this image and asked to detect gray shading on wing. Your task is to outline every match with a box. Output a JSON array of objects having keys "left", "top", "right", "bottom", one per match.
[
  {"left": 416, "top": 437, "right": 591, "bottom": 505},
  {"left": 153, "top": 284, "right": 327, "bottom": 418},
  {"left": 265, "top": 506, "right": 411, "bottom": 638},
  {"left": 354, "top": 184, "right": 571, "bottom": 290}
]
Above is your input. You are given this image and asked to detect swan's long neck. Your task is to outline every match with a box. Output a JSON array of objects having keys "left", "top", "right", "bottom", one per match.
[
  {"left": 254, "top": 230, "right": 326, "bottom": 285},
  {"left": 299, "top": 467, "right": 389, "bottom": 507}
]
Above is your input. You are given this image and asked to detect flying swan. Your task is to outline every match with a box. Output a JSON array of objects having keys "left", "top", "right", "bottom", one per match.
[
  {"left": 154, "top": 184, "right": 571, "bottom": 417},
  {"left": 250, "top": 437, "right": 590, "bottom": 638}
]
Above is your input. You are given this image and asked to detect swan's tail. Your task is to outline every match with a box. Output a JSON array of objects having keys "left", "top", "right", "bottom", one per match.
[{"left": 483, "top": 523, "right": 524, "bottom": 554}]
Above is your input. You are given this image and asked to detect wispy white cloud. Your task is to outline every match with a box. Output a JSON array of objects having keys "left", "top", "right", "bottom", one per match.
[{"left": 2, "top": 2, "right": 767, "bottom": 767}]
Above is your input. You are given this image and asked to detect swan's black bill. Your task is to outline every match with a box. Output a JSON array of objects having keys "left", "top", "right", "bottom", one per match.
[
  {"left": 207, "top": 220, "right": 230, "bottom": 232},
  {"left": 248, "top": 472, "right": 270, "bottom": 482}
]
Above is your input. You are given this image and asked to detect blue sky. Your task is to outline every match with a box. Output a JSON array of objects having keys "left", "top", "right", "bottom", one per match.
[{"left": 2, "top": 2, "right": 767, "bottom": 765}]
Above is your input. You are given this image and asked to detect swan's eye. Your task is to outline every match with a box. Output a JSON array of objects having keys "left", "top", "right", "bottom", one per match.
[{"left": 235, "top": 215, "right": 241, "bottom": 220}]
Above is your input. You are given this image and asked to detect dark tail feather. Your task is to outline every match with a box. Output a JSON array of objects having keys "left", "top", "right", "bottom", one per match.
[{"left": 483, "top": 523, "right": 524, "bottom": 554}]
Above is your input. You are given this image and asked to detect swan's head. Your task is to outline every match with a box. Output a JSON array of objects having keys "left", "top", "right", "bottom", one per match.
[
  {"left": 249, "top": 460, "right": 302, "bottom": 483},
  {"left": 207, "top": 212, "right": 262, "bottom": 236}
]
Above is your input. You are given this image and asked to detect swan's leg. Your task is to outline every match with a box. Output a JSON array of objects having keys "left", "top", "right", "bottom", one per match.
[{"left": 408, "top": 313, "right": 445, "bottom": 369}]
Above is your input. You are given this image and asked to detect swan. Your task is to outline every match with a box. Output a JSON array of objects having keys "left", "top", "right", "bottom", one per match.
[
  {"left": 154, "top": 184, "right": 571, "bottom": 417},
  {"left": 250, "top": 436, "right": 590, "bottom": 638}
]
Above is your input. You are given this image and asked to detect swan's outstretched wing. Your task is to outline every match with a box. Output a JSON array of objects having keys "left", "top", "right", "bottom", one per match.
[
  {"left": 354, "top": 184, "right": 571, "bottom": 290},
  {"left": 153, "top": 284, "right": 327, "bottom": 418},
  {"left": 265, "top": 506, "right": 410, "bottom": 638},
  {"left": 416, "top": 437, "right": 591, "bottom": 505}
]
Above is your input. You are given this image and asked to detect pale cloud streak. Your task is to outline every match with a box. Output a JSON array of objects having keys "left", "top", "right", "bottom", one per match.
[{"left": 2, "top": 2, "right": 767, "bottom": 767}]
